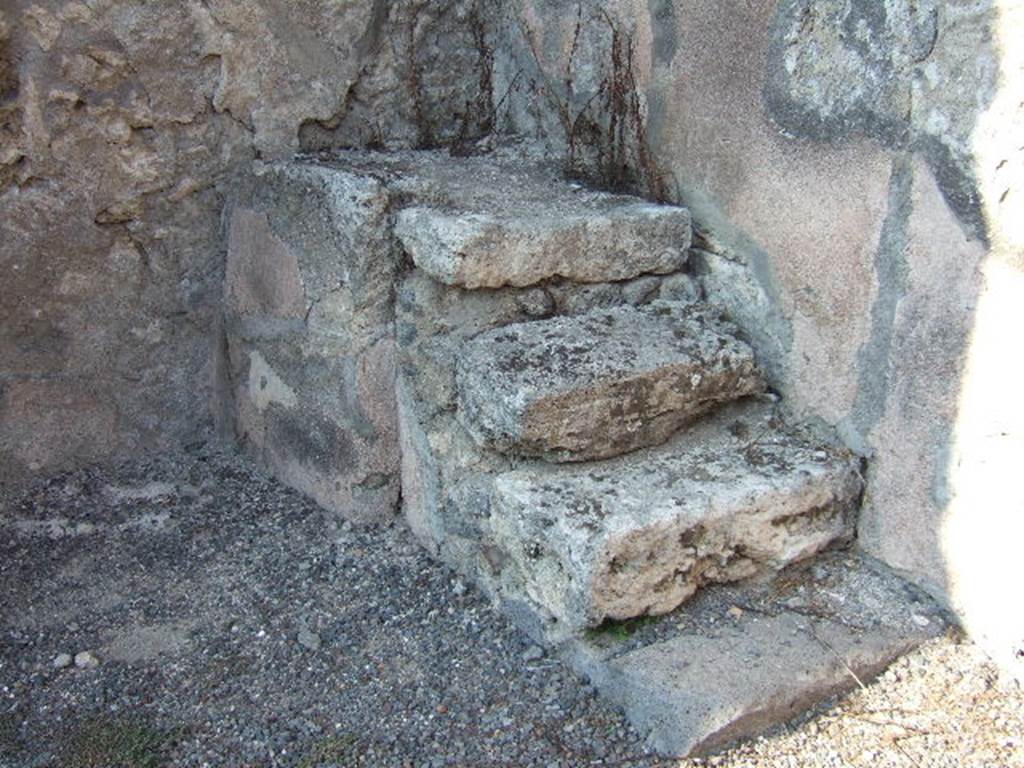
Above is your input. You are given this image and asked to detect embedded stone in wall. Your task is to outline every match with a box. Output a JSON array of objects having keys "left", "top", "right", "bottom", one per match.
[{"left": 456, "top": 301, "right": 764, "bottom": 462}]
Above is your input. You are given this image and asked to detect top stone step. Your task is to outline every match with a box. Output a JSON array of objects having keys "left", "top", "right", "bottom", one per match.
[{"left": 310, "top": 145, "right": 691, "bottom": 289}]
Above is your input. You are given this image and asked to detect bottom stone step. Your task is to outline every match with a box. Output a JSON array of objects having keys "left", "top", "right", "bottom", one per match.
[
  {"left": 564, "top": 551, "right": 947, "bottom": 757},
  {"left": 489, "top": 400, "right": 862, "bottom": 634}
]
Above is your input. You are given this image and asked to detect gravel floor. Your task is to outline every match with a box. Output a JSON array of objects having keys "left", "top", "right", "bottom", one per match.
[{"left": 2, "top": 446, "right": 1022, "bottom": 767}]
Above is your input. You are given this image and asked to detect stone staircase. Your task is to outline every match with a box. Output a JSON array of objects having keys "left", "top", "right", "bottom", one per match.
[{"left": 223, "top": 142, "right": 943, "bottom": 757}]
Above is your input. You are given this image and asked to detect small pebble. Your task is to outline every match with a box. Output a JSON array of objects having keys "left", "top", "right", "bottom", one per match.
[
  {"left": 523, "top": 645, "right": 545, "bottom": 662},
  {"left": 74, "top": 651, "right": 99, "bottom": 669},
  {"left": 298, "top": 627, "right": 322, "bottom": 651},
  {"left": 53, "top": 653, "right": 72, "bottom": 669},
  {"left": 727, "top": 605, "right": 744, "bottom": 620}
]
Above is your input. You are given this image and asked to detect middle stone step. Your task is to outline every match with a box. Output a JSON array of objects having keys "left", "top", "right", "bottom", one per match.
[{"left": 456, "top": 301, "right": 766, "bottom": 462}]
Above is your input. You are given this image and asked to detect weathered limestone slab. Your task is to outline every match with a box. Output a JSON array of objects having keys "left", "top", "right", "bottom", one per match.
[
  {"left": 456, "top": 302, "right": 764, "bottom": 461},
  {"left": 315, "top": 146, "right": 690, "bottom": 289},
  {"left": 567, "top": 552, "right": 946, "bottom": 757},
  {"left": 489, "top": 401, "right": 861, "bottom": 632},
  {"left": 395, "top": 199, "right": 689, "bottom": 289},
  {"left": 224, "top": 161, "right": 401, "bottom": 523}
]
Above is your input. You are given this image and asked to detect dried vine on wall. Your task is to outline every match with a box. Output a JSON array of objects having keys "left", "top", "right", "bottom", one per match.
[{"left": 519, "top": 4, "right": 669, "bottom": 201}]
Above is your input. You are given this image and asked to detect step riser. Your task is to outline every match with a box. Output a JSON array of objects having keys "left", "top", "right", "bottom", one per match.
[
  {"left": 493, "top": 485, "right": 856, "bottom": 629},
  {"left": 564, "top": 554, "right": 945, "bottom": 757},
  {"left": 485, "top": 401, "right": 861, "bottom": 633}
]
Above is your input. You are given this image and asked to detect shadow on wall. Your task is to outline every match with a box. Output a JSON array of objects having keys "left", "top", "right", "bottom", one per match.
[{"left": 493, "top": 0, "right": 1022, "bottom": 676}]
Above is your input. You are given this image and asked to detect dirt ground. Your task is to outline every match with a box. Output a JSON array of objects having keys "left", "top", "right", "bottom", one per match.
[{"left": 2, "top": 447, "right": 1021, "bottom": 767}]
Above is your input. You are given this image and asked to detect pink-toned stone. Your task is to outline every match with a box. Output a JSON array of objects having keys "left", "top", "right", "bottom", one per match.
[{"left": 225, "top": 208, "right": 306, "bottom": 320}]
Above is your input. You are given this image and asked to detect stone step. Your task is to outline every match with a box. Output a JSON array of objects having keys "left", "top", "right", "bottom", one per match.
[
  {"left": 456, "top": 301, "right": 765, "bottom": 462},
  {"left": 487, "top": 400, "right": 861, "bottom": 634},
  {"left": 565, "top": 551, "right": 946, "bottom": 757},
  {"left": 316, "top": 145, "right": 691, "bottom": 289}
]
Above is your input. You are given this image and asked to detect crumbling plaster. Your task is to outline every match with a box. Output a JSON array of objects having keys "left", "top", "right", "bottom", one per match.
[{"left": 0, "top": 0, "right": 488, "bottom": 479}]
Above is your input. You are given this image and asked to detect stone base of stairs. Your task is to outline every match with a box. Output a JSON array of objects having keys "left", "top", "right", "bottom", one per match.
[{"left": 562, "top": 550, "right": 947, "bottom": 757}]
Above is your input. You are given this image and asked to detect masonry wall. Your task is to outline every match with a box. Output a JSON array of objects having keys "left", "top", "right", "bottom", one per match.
[
  {"left": 493, "top": 0, "right": 1023, "bottom": 675},
  {"left": 0, "top": 0, "right": 489, "bottom": 480}
]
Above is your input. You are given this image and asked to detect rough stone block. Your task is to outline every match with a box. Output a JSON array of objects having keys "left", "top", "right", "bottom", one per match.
[
  {"left": 489, "top": 401, "right": 861, "bottom": 632},
  {"left": 395, "top": 269, "right": 703, "bottom": 418},
  {"left": 456, "top": 301, "right": 764, "bottom": 462},
  {"left": 395, "top": 200, "right": 689, "bottom": 289},
  {"left": 223, "top": 160, "right": 401, "bottom": 523},
  {"left": 228, "top": 336, "right": 399, "bottom": 524},
  {"left": 568, "top": 553, "right": 946, "bottom": 757},
  {"left": 316, "top": 146, "right": 690, "bottom": 289},
  {"left": 228, "top": 160, "right": 401, "bottom": 341}
]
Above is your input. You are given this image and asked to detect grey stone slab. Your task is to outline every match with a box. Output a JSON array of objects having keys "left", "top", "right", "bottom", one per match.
[
  {"left": 312, "top": 146, "right": 690, "bottom": 289},
  {"left": 395, "top": 269, "right": 703, "bottom": 418},
  {"left": 456, "top": 301, "right": 764, "bottom": 462},
  {"left": 395, "top": 200, "right": 689, "bottom": 289},
  {"left": 566, "top": 552, "right": 947, "bottom": 757},
  {"left": 229, "top": 161, "right": 401, "bottom": 343},
  {"left": 489, "top": 400, "right": 861, "bottom": 633}
]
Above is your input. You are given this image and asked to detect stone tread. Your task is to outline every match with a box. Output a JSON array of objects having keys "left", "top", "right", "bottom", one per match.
[
  {"left": 565, "top": 552, "right": 947, "bottom": 757},
  {"left": 456, "top": 301, "right": 765, "bottom": 462},
  {"left": 488, "top": 400, "right": 862, "bottom": 632},
  {"left": 306, "top": 146, "right": 691, "bottom": 289}
]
